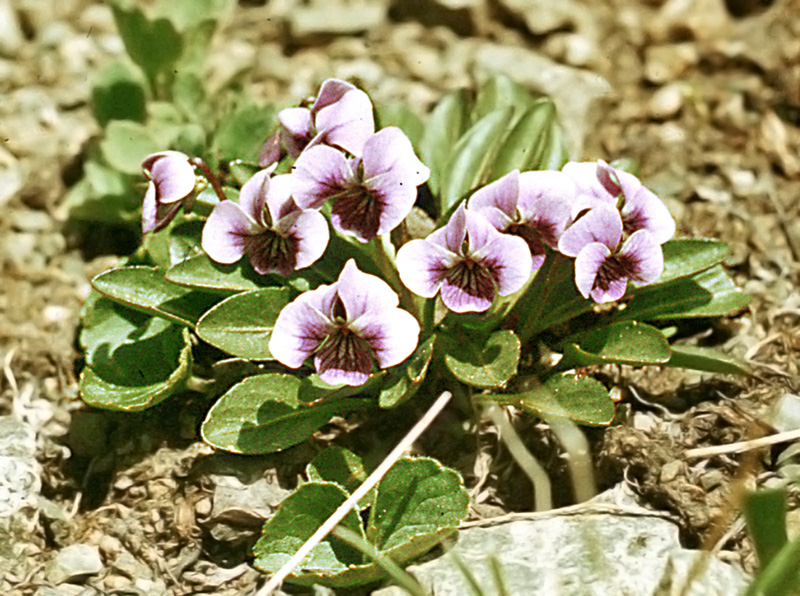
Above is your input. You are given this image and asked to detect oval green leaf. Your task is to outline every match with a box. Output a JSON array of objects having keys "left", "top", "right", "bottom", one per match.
[
  {"left": 442, "top": 330, "right": 521, "bottom": 389},
  {"left": 92, "top": 266, "right": 219, "bottom": 327},
  {"left": 99, "top": 120, "right": 161, "bottom": 175},
  {"left": 195, "top": 287, "right": 291, "bottom": 359},
  {"left": 201, "top": 374, "right": 370, "bottom": 454},
  {"left": 379, "top": 334, "right": 435, "bottom": 408},
  {"left": 484, "top": 374, "right": 615, "bottom": 426},
  {"left": 80, "top": 325, "right": 192, "bottom": 411},
  {"left": 563, "top": 321, "right": 671, "bottom": 366},
  {"left": 166, "top": 253, "right": 269, "bottom": 292},
  {"left": 306, "top": 446, "right": 368, "bottom": 496},
  {"left": 91, "top": 60, "right": 147, "bottom": 127}
]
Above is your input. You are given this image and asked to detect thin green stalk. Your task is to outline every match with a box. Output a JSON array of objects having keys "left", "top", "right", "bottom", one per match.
[
  {"left": 446, "top": 549, "right": 488, "bottom": 596},
  {"left": 485, "top": 405, "right": 552, "bottom": 511},
  {"left": 546, "top": 417, "right": 596, "bottom": 503},
  {"left": 370, "top": 234, "right": 419, "bottom": 317}
]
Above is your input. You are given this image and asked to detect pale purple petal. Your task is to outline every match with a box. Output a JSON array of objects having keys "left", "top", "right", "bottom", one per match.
[
  {"left": 292, "top": 145, "right": 354, "bottom": 210},
  {"left": 463, "top": 208, "right": 499, "bottom": 253},
  {"left": 473, "top": 206, "right": 514, "bottom": 233},
  {"left": 238, "top": 170, "right": 270, "bottom": 227},
  {"left": 562, "top": 161, "right": 614, "bottom": 203},
  {"left": 311, "top": 78, "right": 356, "bottom": 112},
  {"left": 314, "top": 330, "right": 373, "bottom": 386},
  {"left": 142, "top": 181, "right": 182, "bottom": 233},
  {"left": 147, "top": 153, "right": 195, "bottom": 204},
  {"left": 202, "top": 201, "right": 261, "bottom": 264},
  {"left": 439, "top": 265, "right": 496, "bottom": 313},
  {"left": 396, "top": 239, "right": 456, "bottom": 298},
  {"left": 444, "top": 203, "right": 468, "bottom": 254},
  {"left": 472, "top": 232, "right": 533, "bottom": 296},
  {"left": 573, "top": 242, "right": 613, "bottom": 301},
  {"left": 558, "top": 204, "right": 622, "bottom": 257},
  {"left": 617, "top": 230, "right": 664, "bottom": 285},
  {"left": 620, "top": 187, "right": 676, "bottom": 244},
  {"left": 278, "top": 209, "right": 330, "bottom": 270},
  {"left": 269, "top": 298, "right": 333, "bottom": 369},
  {"left": 258, "top": 131, "right": 282, "bottom": 168},
  {"left": 361, "top": 127, "right": 429, "bottom": 186},
  {"left": 336, "top": 259, "right": 399, "bottom": 320},
  {"left": 350, "top": 308, "right": 420, "bottom": 368},
  {"left": 265, "top": 174, "right": 297, "bottom": 223},
  {"left": 279, "top": 107, "right": 313, "bottom": 157},
  {"left": 592, "top": 276, "right": 628, "bottom": 303},
  {"left": 315, "top": 88, "right": 375, "bottom": 157},
  {"left": 469, "top": 170, "right": 519, "bottom": 219}
]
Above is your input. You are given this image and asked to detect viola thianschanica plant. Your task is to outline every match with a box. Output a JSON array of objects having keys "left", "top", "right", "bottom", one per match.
[{"left": 78, "top": 75, "right": 751, "bottom": 587}]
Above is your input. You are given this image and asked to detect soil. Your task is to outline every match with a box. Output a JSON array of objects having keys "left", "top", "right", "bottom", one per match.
[{"left": 1, "top": 0, "right": 799, "bottom": 594}]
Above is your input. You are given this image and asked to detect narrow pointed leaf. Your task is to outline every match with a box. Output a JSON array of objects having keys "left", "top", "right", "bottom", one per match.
[
  {"left": 743, "top": 488, "right": 788, "bottom": 570},
  {"left": 202, "top": 374, "right": 371, "bottom": 454},
  {"left": 195, "top": 288, "right": 291, "bottom": 359},
  {"left": 420, "top": 89, "right": 471, "bottom": 199},
  {"left": 473, "top": 75, "right": 535, "bottom": 121},
  {"left": 92, "top": 266, "right": 220, "bottom": 326},
  {"left": 618, "top": 265, "right": 750, "bottom": 321},
  {"left": 80, "top": 325, "right": 192, "bottom": 411},
  {"left": 563, "top": 321, "right": 671, "bottom": 366},
  {"left": 439, "top": 107, "right": 514, "bottom": 210},
  {"left": 441, "top": 330, "right": 521, "bottom": 389},
  {"left": 483, "top": 374, "right": 615, "bottom": 426},
  {"left": 490, "top": 99, "right": 567, "bottom": 179},
  {"left": 654, "top": 239, "right": 731, "bottom": 285},
  {"left": 666, "top": 345, "right": 751, "bottom": 375}
]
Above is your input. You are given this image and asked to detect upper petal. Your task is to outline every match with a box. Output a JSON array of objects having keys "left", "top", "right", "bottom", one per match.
[
  {"left": 468, "top": 170, "right": 520, "bottom": 219},
  {"left": 315, "top": 88, "right": 375, "bottom": 157},
  {"left": 201, "top": 201, "right": 261, "bottom": 264},
  {"left": 149, "top": 153, "right": 196, "bottom": 204},
  {"left": 444, "top": 203, "right": 468, "bottom": 254},
  {"left": 238, "top": 170, "right": 271, "bottom": 227},
  {"left": 396, "top": 238, "right": 456, "bottom": 298},
  {"left": 558, "top": 204, "right": 622, "bottom": 257},
  {"left": 265, "top": 173, "right": 298, "bottom": 223},
  {"left": 311, "top": 78, "right": 356, "bottom": 112},
  {"left": 279, "top": 107, "right": 314, "bottom": 156},
  {"left": 361, "top": 127, "right": 429, "bottom": 187},
  {"left": 336, "top": 259, "right": 399, "bottom": 321},
  {"left": 292, "top": 145, "right": 354, "bottom": 210}
]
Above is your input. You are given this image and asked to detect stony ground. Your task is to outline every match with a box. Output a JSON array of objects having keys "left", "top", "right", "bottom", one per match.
[{"left": 1, "top": 0, "right": 799, "bottom": 594}]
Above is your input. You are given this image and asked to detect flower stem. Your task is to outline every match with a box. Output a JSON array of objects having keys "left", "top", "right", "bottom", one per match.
[
  {"left": 371, "top": 234, "right": 419, "bottom": 318},
  {"left": 190, "top": 158, "right": 227, "bottom": 204}
]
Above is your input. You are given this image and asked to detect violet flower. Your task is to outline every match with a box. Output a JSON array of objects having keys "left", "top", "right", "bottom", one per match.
[
  {"left": 292, "top": 127, "right": 430, "bottom": 242},
  {"left": 259, "top": 78, "right": 375, "bottom": 167},
  {"left": 396, "top": 204, "right": 532, "bottom": 313},
  {"left": 269, "top": 259, "right": 420, "bottom": 386},
  {"left": 558, "top": 204, "right": 663, "bottom": 303},
  {"left": 141, "top": 151, "right": 197, "bottom": 233},
  {"left": 201, "top": 171, "right": 329, "bottom": 277},
  {"left": 468, "top": 169, "right": 578, "bottom": 271},
  {"left": 562, "top": 160, "right": 675, "bottom": 244}
]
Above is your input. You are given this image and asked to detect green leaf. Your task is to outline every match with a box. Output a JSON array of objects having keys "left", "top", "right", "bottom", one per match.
[
  {"left": 195, "top": 288, "right": 291, "bottom": 359},
  {"left": 307, "top": 446, "right": 368, "bottom": 496},
  {"left": 655, "top": 239, "right": 731, "bottom": 285},
  {"left": 253, "top": 482, "right": 366, "bottom": 578},
  {"left": 166, "top": 253, "right": 271, "bottom": 292},
  {"left": 420, "top": 89, "right": 471, "bottom": 200},
  {"left": 379, "top": 334, "right": 435, "bottom": 408},
  {"left": 155, "top": 0, "right": 232, "bottom": 30},
  {"left": 91, "top": 60, "right": 147, "bottom": 127},
  {"left": 484, "top": 374, "right": 615, "bottom": 426},
  {"left": 441, "top": 330, "right": 521, "bottom": 389},
  {"left": 666, "top": 345, "right": 751, "bottom": 375},
  {"left": 80, "top": 322, "right": 192, "bottom": 411},
  {"left": 489, "top": 99, "right": 568, "bottom": 180},
  {"left": 618, "top": 265, "right": 751, "bottom": 322},
  {"left": 201, "top": 374, "right": 370, "bottom": 454},
  {"left": 744, "top": 488, "right": 788, "bottom": 570},
  {"left": 110, "top": 0, "right": 182, "bottom": 83},
  {"left": 298, "top": 373, "right": 385, "bottom": 404},
  {"left": 562, "top": 321, "right": 671, "bottom": 367},
  {"left": 92, "top": 266, "right": 219, "bottom": 327},
  {"left": 439, "top": 107, "right": 514, "bottom": 211},
  {"left": 367, "top": 457, "right": 469, "bottom": 552},
  {"left": 100, "top": 120, "right": 161, "bottom": 176},
  {"left": 473, "top": 75, "right": 535, "bottom": 122},
  {"left": 212, "top": 102, "right": 277, "bottom": 163}
]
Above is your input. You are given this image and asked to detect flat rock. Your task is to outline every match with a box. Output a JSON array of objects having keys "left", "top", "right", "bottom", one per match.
[
  {"left": 0, "top": 416, "right": 40, "bottom": 518},
  {"left": 374, "top": 486, "right": 749, "bottom": 596},
  {"left": 288, "top": 0, "right": 389, "bottom": 37},
  {"left": 45, "top": 544, "right": 103, "bottom": 585}
]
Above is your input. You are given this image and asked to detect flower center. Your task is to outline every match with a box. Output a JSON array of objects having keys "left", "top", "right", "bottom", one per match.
[
  {"left": 331, "top": 185, "right": 381, "bottom": 239},
  {"left": 315, "top": 325, "right": 374, "bottom": 379},
  {"left": 248, "top": 229, "right": 298, "bottom": 276},
  {"left": 594, "top": 252, "right": 635, "bottom": 292},
  {"left": 446, "top": 258, "right": 495, "bottom": 300}
]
